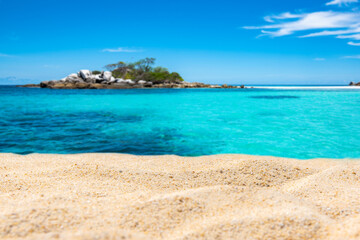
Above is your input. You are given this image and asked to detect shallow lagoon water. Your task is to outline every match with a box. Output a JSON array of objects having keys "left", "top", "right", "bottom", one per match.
[{"left": 0, "top": 86, "right": 359, "bottom": 159}]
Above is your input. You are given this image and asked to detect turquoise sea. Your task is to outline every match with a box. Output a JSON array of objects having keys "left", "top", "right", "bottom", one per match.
[{"left": 0, "top": 85, "right": 359, "bottom": 159}]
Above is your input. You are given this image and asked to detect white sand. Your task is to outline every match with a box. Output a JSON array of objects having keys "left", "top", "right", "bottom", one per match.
[{"left": 0, "top": 153, "right": 359, "bottom": 239}]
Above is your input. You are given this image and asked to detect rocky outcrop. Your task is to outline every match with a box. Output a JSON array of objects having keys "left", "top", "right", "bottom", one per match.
[
  {"left": 17, "top": 84, "right": 40, "bottom": 88},
  {"left": 19, "top": 70, "right": 247, "bottom": 89},
  {"left": 79, "top": 70, "right": 91, "bottom": 80},
  {"left": 349, "top": 82, "right": 360, "bottom": 86},
  {"left": 40, "top": 81, "right": 141, "bottom": 89},
  {"left": 152, "top": 82, "right": 244, "bottom": 89}
]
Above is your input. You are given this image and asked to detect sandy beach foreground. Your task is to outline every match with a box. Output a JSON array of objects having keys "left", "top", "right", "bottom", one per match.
[{"left": 0, "top": 154, "right": 359, "bottom": 239}]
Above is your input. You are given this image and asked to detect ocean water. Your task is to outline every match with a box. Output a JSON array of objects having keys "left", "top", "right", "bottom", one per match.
[{"left": 0, "top": 85, "right": 359, "bottom": 159}]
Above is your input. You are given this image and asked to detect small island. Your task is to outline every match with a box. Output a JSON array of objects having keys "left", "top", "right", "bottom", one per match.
[
  {"left": 19, "top": 58, "right": 245, "bottom": 89},
  {"left": 349, "top": 81, "right": 360, "bottom": 86}
]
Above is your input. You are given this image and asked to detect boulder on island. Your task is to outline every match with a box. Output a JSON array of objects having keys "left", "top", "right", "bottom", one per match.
[
  {"left": 125, "top": 79, "right": 135, "bottom": 85},
  {"left": 64, "top": 73, "right": 83, "bottom": 82},
  {"left": 116, "top": 78, "right": 126, "bottom": 83},
  {"left": 102, "top": 71, "right": 112, "bottom": 81},
  {"left": 79, "top": 70, "right": 92, "bottom": 80}
]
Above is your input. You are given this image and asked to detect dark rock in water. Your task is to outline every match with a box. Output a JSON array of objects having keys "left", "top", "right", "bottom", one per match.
[
  {"left": 49, "top": 83, "right": 67, "bottom": 89},
  {"left": 40, "top": 81, "right": 50, "bottom": 88},
  {"left": 95, "top": 79, "right": 105, "bottom": 84},
  {"left": 89, "top": 83, "right": 104, "bottom": 89},
  {"left": 144, "top": 82, "right": 153, "bottom": 87},
  {"left": 75, "top": 83, "right": 91, "bottom": 89},
  {"left": 219, "top": 84, "right": 239, "bottom": 89},
  {"left": 17, "top": 84, "right": 40, "bottom": 88},
  {"left": 350, "top": 81, "right": 360, "bottom": 86},
  {"left": 111, "top": 82, "right": 133, "bottom": 89}
]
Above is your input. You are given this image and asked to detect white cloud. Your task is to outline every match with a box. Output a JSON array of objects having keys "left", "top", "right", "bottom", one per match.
[
  {"left": 245, "top": 6, "right": 360, "bottom": 47},
  {"left": 264, "top": 12, "right": 304, "bottom": 23},
  {"left": 0, "top": 53, "right": 11, "bottom": 57},
  {"left": 348, "top": 41, "right": 360, "bottom": 45},
  {"left": 245, "top": 11, "right": 360, "bottom": 37},
  {"left": 326, "top": 0, "right": 358, "bottom": 6},
  {"left": 337, "top": 33, "right": 360, "bottom": 39},
  {"left": 102, "top": 47, "right": 142, "bottom": 53},
  {"left": 314, "top": 58, "right": 326, "bottom": 61},
  {"left": 343, "top": 55, "right": 360, "bottom": 58},
  {"left": 301, "top": 27, "right": 360, "bottom": 38}
]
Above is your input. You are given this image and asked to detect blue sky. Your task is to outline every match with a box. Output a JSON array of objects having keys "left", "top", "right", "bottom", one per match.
[{"left": 1, "top": 0, "right": 360, "bottom": 85}]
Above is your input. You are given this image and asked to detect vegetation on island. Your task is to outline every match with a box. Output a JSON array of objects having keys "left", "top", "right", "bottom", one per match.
[
  {"left": 91, "top": 70, "right": 102, "bottom": 75},
  {"left": 104, "top": 58, "right": 184, "bottom": 84}
]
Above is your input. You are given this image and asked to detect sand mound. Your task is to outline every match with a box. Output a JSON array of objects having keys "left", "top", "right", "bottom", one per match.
[{"left": 0, "top": 153, "right": 359, "bottom": 239}]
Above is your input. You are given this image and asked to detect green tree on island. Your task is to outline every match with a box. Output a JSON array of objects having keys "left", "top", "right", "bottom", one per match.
[{"left": 105, "top": 58, "right": 184, "bottom": 84}]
